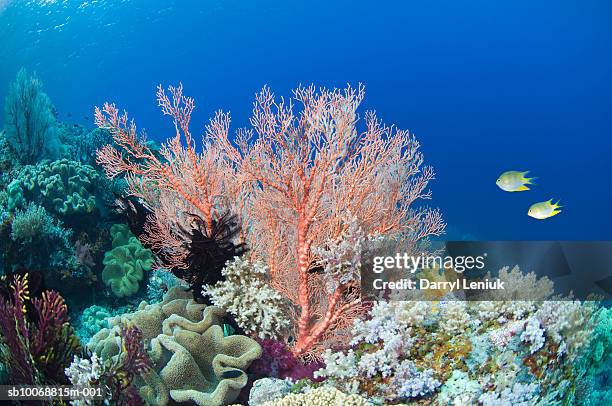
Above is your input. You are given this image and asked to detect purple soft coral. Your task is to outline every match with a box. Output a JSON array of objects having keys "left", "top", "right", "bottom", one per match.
[{"left": 250, "top": 339, "right": 324, "bottom": 381}]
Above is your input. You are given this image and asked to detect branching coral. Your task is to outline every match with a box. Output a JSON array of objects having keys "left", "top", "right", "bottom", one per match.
[
  {"left": 3, "top": 68, "right": 59, "bottom": 164},
  {"left": 203, "top": 256, "right": 291, "bottom": 339},
  {"left": 0, "top": 273, "right": 82, "bottom": 388},
  {"left": 95, "top": 83, "right": 445, "bottom": 357},
  {"left": 312, "top": 265, "right": 608, "bottom": 405}
]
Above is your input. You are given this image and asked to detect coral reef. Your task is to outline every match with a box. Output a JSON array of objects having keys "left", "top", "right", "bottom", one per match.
[
  {"left": 95, "top": 83, "right": 445, "bottom": 357},
  {"left": 250, "top": 339, "right": 324, "bottom": 382},
  {"left": 311, "top": 266, "right": 607, "bottom": 405},
  {"left": 3, "top": 68, "right": 59, "bottom": 164},
  {"left": 95, "top": 87, "right": 247, "bottom": 301},
  {"left": 10, "top": 158, "right": 100, "bottom": 219},
  {"left": 75, "top": 304, "right": 115, "bottom": 344},
  {"left": 67, "top": 323, "right": 153, "bottom": 405},
  {"left": 8, "top": 202, "right": 74, "bottom": 271},
  {"left": 0, "top": 273, "right": 81, "bottom": 386},
  {"left": 101, "top": 224, "right": 154, "bottom": 298},
  {"left": 203, "top": 256, "right": 291, "bottom": 339},
  {"left": 259, "top": 386, "right": 371, "bottom": 406},
  {"left": 249, "top": 378, "right": 293, "bottom": 406},
  {"left": 89, "top": 286, "right": 262, "bottom": 405},
  {"left": 146, "top": 267, "right": 184, "bottom": 304},
  {"left": 57, "top": 123, "right": 113, "bottom": 166}
]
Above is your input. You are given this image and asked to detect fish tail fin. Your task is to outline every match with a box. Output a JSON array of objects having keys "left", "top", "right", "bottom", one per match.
[
  {"left": 520, "top": 171, "right": 536, "bottom": 185},
  {"left": 524, "top": 177, "right": 537, "bottom": 185},
  {"left": 553, "top": 199, "right": 562, "bottom": 209}
]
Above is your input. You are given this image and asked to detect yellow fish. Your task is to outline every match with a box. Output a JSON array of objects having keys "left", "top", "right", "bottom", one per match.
[
  {"left": 528, "top": 199, "right": 562, "bottom": 220},
  {"left": 496, "top": 171, "right": 536, "bottom": 192}
]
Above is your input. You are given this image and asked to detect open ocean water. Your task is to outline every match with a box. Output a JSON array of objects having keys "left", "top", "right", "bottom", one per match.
[{"left": 1, "top": 0, "right": 610, "bottom": 240}]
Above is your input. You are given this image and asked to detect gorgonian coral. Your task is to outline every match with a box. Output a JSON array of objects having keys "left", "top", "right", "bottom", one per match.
[
  {"left": 95, "top": 83, "right": 445, "bottom": 357},
  {"left": 0, "top": 273, "right": 81, "bottom": 387},
  {"left": 3, "top": 68, "right": 59, "bottom": 164}
]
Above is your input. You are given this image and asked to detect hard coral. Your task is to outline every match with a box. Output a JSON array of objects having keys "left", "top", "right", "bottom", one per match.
[{"left": 260, "top": 386, "right": 370, "bottom": 406}]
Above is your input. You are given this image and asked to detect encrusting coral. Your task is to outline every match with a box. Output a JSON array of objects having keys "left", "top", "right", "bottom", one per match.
[
  {"left": 258, "top": 386, "right": 371, "bottom": 406},
  {"left": 101, "top": 223, "right": 154, "bottom": 298},
  {"left": 89, "top": 286, "right": 262, "bottom": 406}
]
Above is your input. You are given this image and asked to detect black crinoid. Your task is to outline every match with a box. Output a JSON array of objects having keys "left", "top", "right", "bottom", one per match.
[
  {"left": 173, "top": 212, "right": 247, "bottom": 303},
  {"left": 108, "top": 193, "right": 152, "bottom": 239}
]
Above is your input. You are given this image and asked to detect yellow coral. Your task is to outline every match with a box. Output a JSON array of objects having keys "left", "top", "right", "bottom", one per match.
[
  {"left": 89, "top": 287, "right": 262, "bottom": 406},
  {"left": 261, "top": 387, "right": 370, "bottom": 406}
]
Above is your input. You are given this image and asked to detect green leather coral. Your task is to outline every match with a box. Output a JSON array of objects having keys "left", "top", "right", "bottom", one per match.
[
  {"left": 6, "top": 179, "right": 26, "bottom": 211},
  {"left": 17, "top": 158, "right": 100, "bottom": 216},
  {"left": 89, "top": 287, "right": 262, "bottom": 406},
  {"left": 102, "top": 224, "right": 154, "bottom": 298}
]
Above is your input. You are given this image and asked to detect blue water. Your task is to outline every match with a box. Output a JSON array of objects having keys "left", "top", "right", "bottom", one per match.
[{"left": 1, "top": 0, "right": 610, "bottom": 240}]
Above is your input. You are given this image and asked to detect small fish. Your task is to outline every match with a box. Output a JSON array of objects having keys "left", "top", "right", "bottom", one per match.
[
  {"left": 496, "top": 171, "right": 536, "bottom": 192},
  {"left": 66, "top": 113, "right": 72, "bottom": 117},
  {"left": 528, "top": 199, "right": 562, "bottom": 220},
  {"left": 84, "top": 116, "right": 90, "bottom": 120},
  {"left": 220, "top": 369, "right": 243, "bottom": 379}
]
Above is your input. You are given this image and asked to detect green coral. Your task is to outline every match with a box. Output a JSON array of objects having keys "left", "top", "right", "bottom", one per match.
[
  {"left": 6, "top": 179, "right": 25, "bottom": 211},
  {"left": 89, "top": 287, "right": 262, "bottom": 406},
  {"left": 102, "top": 224, "right": 154, "bottom": 298},
  {"left": 8, "top": 158, "right": 100, "bottom": 216},
  {"left": 76, "top": 305, "right": 115, "bottom": 343}
]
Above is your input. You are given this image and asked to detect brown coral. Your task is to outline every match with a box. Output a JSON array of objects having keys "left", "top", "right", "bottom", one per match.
[{"left": 89, "top": 287, "right": 262, "bottom": 406}]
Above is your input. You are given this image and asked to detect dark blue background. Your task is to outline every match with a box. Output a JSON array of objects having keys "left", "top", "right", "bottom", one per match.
[{"left": 1, "top": 0, "right": 610, "bottom": 240}]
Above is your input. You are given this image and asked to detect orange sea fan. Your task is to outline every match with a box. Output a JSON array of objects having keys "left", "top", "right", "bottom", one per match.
[{"left": 95, "top": 83, "right": 445, "bottom": 358}]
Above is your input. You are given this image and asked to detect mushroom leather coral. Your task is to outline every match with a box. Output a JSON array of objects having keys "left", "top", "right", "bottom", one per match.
[
  {"left": 89, "top": 287, "right": 262, "bottom": 406},
  {"left": 101, "top": 224, "right": 154, "bottom": 298}
]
